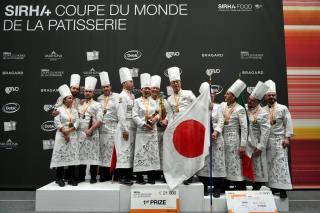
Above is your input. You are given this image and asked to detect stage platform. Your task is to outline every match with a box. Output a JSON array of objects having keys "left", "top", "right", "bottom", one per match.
[{"left": 36, "top": 181, "right": 289, "bottom": 212}]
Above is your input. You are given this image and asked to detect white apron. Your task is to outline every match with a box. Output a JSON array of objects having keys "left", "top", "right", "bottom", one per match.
[
  {"left": 50, "top": 106, "right": 80, "bottom": 168},
  {"left": 132, "top": 97, "right": 160, "bottom": 172}
]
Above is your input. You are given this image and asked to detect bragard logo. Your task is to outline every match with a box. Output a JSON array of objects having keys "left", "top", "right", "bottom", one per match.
[
  {"left": 41, "top": 121, "right": 56, "bottom": 132},
  {"left": 44, "top": 51, "right": 63, "bottom": 61},
  {"left": 2, "top": 103, "right": 20, "bottom": 113},
  {"left": 5, "top": 87, "right": 19, "bottom": 94},
  {"left": 40, "top": 88, "right": 58, "bottom": 93},
  {"left": 241, "top": 70, "right": 264, "bottom": 75},
  {"left": 124, "top": 50, "right": 142, "bottom": 61},
  {"left": 201, "top": 53, "right": 224, "bottom": 58},
  {"left": 2, "top": 70, "right": 24, "bottom": 76}
]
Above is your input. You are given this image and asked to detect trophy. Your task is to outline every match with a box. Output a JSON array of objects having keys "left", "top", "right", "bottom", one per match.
[{"left": 159, "top": 92, "right": 167, "bottom": 121}]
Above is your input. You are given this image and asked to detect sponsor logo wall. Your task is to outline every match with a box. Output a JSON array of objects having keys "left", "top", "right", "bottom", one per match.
[{"left": 0, "top": 0, "right": 290, "bottom": 188}]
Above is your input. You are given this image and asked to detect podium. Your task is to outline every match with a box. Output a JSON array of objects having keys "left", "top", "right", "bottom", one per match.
[{"left": 36, "top": 181, "right": 289, "bottom": 212}]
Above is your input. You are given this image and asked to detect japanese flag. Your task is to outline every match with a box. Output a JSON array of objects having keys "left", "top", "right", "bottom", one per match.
[{"left": 163, "top": 87, "right": 210, "bottom": 189}]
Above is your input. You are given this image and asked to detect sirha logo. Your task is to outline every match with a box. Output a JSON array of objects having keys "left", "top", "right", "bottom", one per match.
[
  {"left": 2, "top": 103, "right": 20, "bottom": 113},
  {"left": 41, "top": 121, "right": 56, "bottom": 132},
  {"left": 124, "top": 50, "right": 142, "bottom": 61}
]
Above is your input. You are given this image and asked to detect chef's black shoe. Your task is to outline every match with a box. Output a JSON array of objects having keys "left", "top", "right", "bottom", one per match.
[{"left": 55, "top": 179, "right": 65, "bottom": 187}]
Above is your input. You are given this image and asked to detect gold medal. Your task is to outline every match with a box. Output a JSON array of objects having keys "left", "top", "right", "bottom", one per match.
[
  {"left": 175, "top": 105, "right": 179, "bottom": 113},
  {"left": 253, "top": 119, "right": 257, "bottom": 124},
  {"left": 270, "top": 120, "right": 276, "bottom": 125},
  {"left": 223, "top": 103, "right": 236, "bottom": 126},
  {"left": 103, "top": 109, "right": 107, "bottom": 115}
]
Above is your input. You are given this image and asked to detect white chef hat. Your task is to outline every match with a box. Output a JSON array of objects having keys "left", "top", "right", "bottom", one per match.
[
  {"left": 70, "top": 74, "right": 81, "bottom": 87},
  {"left": 228, "top": 79, "right": 247, "bottom": 98},
  {"left": 99, "top": 71, "right": 110, "bottom": 87},
  {"left": 140, "top": 73, "right": 151, "bottom": 88},
  {"left": 119, "top": 67, "right": 132, "bottom": 84},
  {"left": 84, "top": 76, "right": 97, "bottom": 91},
  {"left": 199, "top": 82, "right": 210, "bottom": 94},
  {"left": 151, "top": 75, "right": 161, "bottom": 88},
  {"left": 250, "top": 81, "right": 270, "bottom": 100},
  {"left": 264, "top": 79, "right": 276, "bottom": 94},
  {"left": 58, "top": 84, "right": 72, "bottom": 99},
  {"left": 168, "top": 66, "right": 181, "bottom": 82}
]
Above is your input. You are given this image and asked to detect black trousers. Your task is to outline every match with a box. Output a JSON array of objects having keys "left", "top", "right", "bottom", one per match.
[
  {"left": 79, "top": 165, "right": 98, "bottom": 180},
  {"left": 57, "top": 166, "right": 76, "bottom": 180},
  {"left": 118, "top": 168, "right": 132, "bottom": 180},
  {"left": 99, "top": 166, "right": 112, "bottom": 181}
]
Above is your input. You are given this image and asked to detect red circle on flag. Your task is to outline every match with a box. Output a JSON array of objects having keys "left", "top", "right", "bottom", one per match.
[{"left": 173, "top": 119, "right": 205, "bottom": 158}]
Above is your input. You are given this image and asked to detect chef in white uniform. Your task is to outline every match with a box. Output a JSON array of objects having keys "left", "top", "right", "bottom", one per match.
[
  {"left": 150, "top": 75, "right": 168, "bottom": 182},
  {"left": 165, "top": 66, "right": 196, "bottom": 185},
  {"left": 221, "top": 79, "right": 248, "bottom": 190},
  {"left": 246, "top": 81, "right": 271, "bottom": 190},
  {"left": 263, "top": 80, "right": 293, "bottom": 198},
  {"left": 53, "top": 74, "right": 81, "bottom": 112},
  {"left": 50, "top": 84, "right": 80, "bottom": 187},
  {"left": 197, "top": 82, "right": 226, "bottom": 197},
  {"left": 78, "top": 76, "right": 103, "bottom": 184},
  {"left": 97, "top": 71, "right": 120, "bottom": 182},
  {"left": 132, "top": 73, "right": 160, "bottom": 184},
  {"left": 115, "top": 67, "right": 136, "bottom": 186}
]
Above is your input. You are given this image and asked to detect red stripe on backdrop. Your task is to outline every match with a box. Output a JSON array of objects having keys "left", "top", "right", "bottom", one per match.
[
  {"left": 285, "top": 29, "right": 320, "bottom": 67},
  {"left": 284, "top": 10, "right": 320, "bottom": 25},
  {"left": 287, "top": 75, "right": 320, "bottom": 118},
  {"left": 291, "top": 140, "right": 320, "bottom": 187}
]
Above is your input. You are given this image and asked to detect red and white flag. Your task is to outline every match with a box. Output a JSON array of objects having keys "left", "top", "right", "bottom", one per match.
[{"left": 163, "top": 87, "right": 211, "bottom": 189}]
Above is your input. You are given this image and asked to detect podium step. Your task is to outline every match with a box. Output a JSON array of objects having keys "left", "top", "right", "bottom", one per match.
[{"left": 36, "top": 181, "right": 289, "bottom": 212}]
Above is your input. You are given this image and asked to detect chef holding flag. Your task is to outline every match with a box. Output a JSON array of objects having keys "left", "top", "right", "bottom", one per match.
[
  {"left": 246, "top": 81, "right": 271, "bottom": 190},
  {"left": 97, "top": 71, "right": 120, "bottom": 182},
  {"left": 163, "top": 73, "right": 210, "bottom": 190},
  {"left": 77, "top": 76, "right": 103, "bottom": 184},
  {"left": 221, "top": 79, "right": 248, "bottom": 190},
  {"left": 165, "top": 66, "right": 196, "bottom": 185}
]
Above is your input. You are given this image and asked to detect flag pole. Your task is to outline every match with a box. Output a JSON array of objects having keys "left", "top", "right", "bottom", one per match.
[{"left": 208, "top": 73, "right": 213, "bottom": 213}]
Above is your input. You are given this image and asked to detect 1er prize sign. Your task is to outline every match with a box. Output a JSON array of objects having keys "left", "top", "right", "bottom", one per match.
[{"left": 130, "top": 187, "right": 179, "bottom": 213}]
